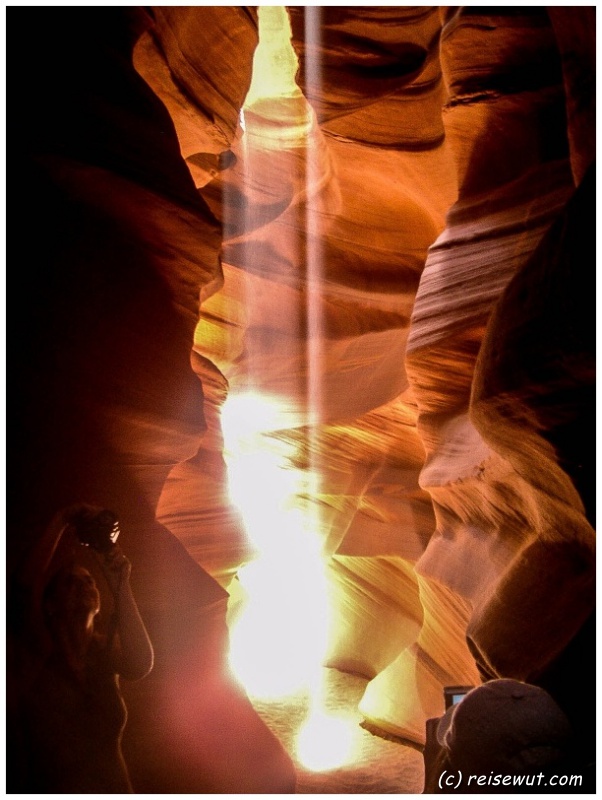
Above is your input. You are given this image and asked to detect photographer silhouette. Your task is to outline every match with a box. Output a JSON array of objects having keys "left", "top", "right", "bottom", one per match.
[{"left": 8, "top": 504, "right": 154, "bottom": 793}]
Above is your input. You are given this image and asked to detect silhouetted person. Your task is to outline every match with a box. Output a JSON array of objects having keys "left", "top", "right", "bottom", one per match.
[
  {"left": 8, "top": 505, "right": 154, "bottom": 793},
  {"left": 422, "top": 679, "right": 586, "bottom": 794}
]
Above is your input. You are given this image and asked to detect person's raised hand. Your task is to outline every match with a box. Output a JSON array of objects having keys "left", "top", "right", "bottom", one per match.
[{"left": 97, "top": 544, "right": 132, "bottom": 595}]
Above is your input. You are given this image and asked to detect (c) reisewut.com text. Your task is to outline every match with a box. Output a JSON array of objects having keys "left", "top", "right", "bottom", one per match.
[{"left": 438, "top": 770, "right": 583, "bottom": 791}]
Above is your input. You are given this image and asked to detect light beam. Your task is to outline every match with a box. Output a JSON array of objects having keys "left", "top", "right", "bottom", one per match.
[{"left": 220, "top": 6, "right": 358, "bottom": 774}]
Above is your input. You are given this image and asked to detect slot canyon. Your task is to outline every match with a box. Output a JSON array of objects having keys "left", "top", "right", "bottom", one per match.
[{"left": 7, "top": 5, "right": 595, "bottom": 794}]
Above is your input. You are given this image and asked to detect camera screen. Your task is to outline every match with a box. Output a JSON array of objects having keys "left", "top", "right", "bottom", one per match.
[{"left": 443, "top": 685, "right": 474, "bottom": 709}]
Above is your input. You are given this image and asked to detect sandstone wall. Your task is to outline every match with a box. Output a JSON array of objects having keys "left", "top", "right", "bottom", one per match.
[
  {"left": 8, "top": 5, "right": 595, "bottom": 785},
  {"left": 9, "top": 7, "right": 295, "bottom": 792}
]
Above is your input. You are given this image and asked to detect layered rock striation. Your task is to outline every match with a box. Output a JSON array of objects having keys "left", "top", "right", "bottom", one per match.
[
  {"left": 8, "top": 4, "right": 595, "bottom": 790},
  {"left": 8, "top": 7, "right": 295, "bottom": 793},
  {"left": 406, "top": 8, "right": 595, "bottom": 746}
]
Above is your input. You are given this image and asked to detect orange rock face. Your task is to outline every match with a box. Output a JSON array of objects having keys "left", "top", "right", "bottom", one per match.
[
  {"left": 406, "top": 8, "right": 594, "bottom": 732},
  {"left": 9, "top": 5, "right": 595, "bottom": 791}
]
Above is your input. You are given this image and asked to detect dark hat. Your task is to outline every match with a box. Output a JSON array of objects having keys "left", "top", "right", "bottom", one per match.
[{"left": 437, "top": 679, "right": 574, "bottom": 774}]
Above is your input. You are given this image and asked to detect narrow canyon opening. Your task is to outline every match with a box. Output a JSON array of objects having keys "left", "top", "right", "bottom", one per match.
[{"left": 8, "top": 5, "right": 595, "bottom": 794}]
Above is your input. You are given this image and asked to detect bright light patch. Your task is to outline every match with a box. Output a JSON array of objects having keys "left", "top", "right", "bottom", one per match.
[
  {"left": 221, "top": 392, "right": 304, "bottom": 554},
  {"left": 220, "top": 4, "right": 349, "bottom": 770},
  {"left": 244, "top": 6, "right": 301, "bottom": 107},
  {"left": 228, "top": 558, "right": 327, "bottom": 699},
  {"left": 296, "top": 710, "right": 355, "bottom": 772},
  {"left": 222, "top": 391, "right": 330, "bottom": 701},
  {"left": 221, "top": 390, "right": 293, "bottom": 451},
  {"left": 240, "top": 6, "right": 315, "bottom": 149}
]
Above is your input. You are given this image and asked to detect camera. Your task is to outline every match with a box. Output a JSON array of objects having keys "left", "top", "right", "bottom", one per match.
[
  {"left": 71, "top": 508, "right": 120, "bottom": 553},
  {"left": 443, "top": 685, "right": 474, "bottom": 709}
]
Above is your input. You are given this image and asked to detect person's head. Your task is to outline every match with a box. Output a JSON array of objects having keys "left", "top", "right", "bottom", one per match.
[
  {"left": 43, "top": 564, "right": 101, "bottom": 630},
  {"left": 437, "top": 679, "right": 574, "bottom": 776}
]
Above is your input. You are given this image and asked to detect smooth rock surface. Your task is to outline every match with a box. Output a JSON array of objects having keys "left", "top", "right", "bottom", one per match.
[{"left": 8, "top": 5, "right": 595, "bottom": 791}]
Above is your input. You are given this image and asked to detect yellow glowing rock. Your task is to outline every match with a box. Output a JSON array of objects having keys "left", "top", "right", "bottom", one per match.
[{"left": 245, "top": 6, "right": 301, "bottom": 105}]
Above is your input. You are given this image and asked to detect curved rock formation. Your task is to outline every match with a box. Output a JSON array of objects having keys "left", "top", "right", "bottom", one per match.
[
  {"left": 406, "top": 8, "right": 595, "bottom": 746},
  {"left": 8, "top": 7, "right": 294, "bottom": 793},
  {"left": 8, "top": 4, "right": 595, "bottom": 791}
]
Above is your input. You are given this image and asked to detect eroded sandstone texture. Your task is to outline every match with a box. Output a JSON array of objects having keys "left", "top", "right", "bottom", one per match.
[
  {"left": 9, "top": 5, "right": 595, "bottom": 792},
  {"left": 9, "top": 7, "right": 294, "bottom": 793},
  {"left": 406, "top": 8, "right": 595, "bottom": 747}
]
